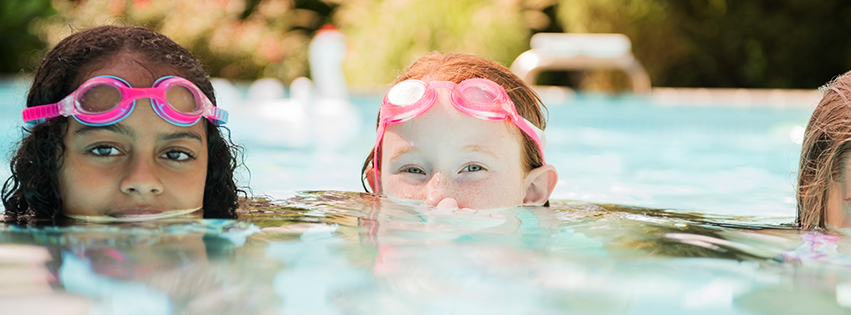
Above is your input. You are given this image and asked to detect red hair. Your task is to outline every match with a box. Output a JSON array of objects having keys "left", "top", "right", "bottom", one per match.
[{"left": 361, "top": 52, "right": 548, "bottom": 192}]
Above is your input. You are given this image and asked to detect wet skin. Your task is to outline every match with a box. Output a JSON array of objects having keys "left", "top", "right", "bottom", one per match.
[
  {"left": 827, "top": 156, "right": 851, "bottom": 228},
  {"left": 378, "top": 86, "right": 556, "bottom": 210},
  {"left": 57, "top": 53, "right": 208, "bottom": 220}
]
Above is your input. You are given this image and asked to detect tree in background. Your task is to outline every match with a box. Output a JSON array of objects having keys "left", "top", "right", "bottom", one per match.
[
  {"left": 6, "top": 0, "right": 851, "bottom": 89},
  {"left": 28, "top": 0, "right": 336, "bottom": 82},
  {"left": 335, "top": 0, "right": 552, "bottom": 85},
  {"left": 558, "top": 0, "right": 851, "bottom": 89},
  {"left": 4, "top": 0, "right": 553, "bottom": 86},
  {"left": 0, "top": 0, "right": 55, "bottom": 74}
]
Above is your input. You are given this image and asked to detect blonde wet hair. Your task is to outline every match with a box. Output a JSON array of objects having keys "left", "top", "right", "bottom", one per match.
[{"left": 797, "top": 70, "right": 851, "bottom": 229}]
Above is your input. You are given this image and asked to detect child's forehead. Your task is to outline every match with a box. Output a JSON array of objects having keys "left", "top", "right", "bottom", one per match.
[
  {"left": 384, "top": 116, "right": 523, "bottom": 167},
  {"left": 395, "top": 103, "right": 519, "bottom": 140}
]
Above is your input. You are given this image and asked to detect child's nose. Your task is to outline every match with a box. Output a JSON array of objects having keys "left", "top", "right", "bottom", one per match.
[
  {"left": 120, "top": 156, "right": 164, "bottom": 196},
  {"left": 423, "top": 173, "right": 457, "bottom": 207}
]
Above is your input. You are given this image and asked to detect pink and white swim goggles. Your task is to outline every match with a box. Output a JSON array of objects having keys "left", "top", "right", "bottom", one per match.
[
  {"left": 373, "top": 78, "right": 547, "bottom": 190},
  {"left": 22, "top": 75, "right": 228, "bottom": 127}
]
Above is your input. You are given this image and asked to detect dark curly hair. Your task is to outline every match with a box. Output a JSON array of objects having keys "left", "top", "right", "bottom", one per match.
[{"left": 2, "top": 25, "right": 243, "bottom": 223}]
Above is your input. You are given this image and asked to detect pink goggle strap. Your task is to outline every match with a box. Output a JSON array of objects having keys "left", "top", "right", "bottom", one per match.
[
  {"left": 373, "top": 121, "right": 387, "bottom": 193},
  {"left": 22, "top": 102, "right": 62, "bottom": 124}
]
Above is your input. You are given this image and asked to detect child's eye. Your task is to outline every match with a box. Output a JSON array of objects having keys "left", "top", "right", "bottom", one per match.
[
  {"left": 89, "top": 145, "right": 121, "bottom": 156},
  {"left": 403, "top": 167, "right": 426, "bottom": 175},
  {"left": 461, "top": 164, "right": 484, "bottom": 172},
  {"left": 161, "top": 150, "right": 195, "bottom": 161}
]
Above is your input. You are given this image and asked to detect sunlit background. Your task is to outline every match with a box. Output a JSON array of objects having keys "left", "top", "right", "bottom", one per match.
[{"left": 4, "top": 0, "right": 851, "bottom": 89}]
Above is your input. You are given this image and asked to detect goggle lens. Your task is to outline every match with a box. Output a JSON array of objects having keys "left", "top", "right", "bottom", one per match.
[
  {"left": 164, "top": 84, "right": 200, "bottom": 113},
  {"left": 459, "top": 83, "right": 500, "bottom": 104},
  {"left": 387, "top": 80, "right": 426, "bottom": 106},
  {"left": 80, "top": 84, "right": 121, "bottom": 113}
]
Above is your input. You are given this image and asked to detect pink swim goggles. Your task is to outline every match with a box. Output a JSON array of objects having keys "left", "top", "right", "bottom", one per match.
[
  {"left": 22, "top": 75, "right": 228, "bottom": 127},
  {"left": 373, "top": 78, "right": 547, "bottom": 190}
]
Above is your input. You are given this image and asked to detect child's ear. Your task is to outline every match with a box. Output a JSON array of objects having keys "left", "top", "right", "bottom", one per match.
[
  {"left": 366, "top": 167, "right": 378, "bottom": 193},
  {"left": 523, "top": 164, "right": 558, "bottom": 205}
]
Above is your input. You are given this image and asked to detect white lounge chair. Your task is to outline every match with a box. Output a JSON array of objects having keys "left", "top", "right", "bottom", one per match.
[{"left": 510, "top": 33, "right": 651, "bottom": 94}]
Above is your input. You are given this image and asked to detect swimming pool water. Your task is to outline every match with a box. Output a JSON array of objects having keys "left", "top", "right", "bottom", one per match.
[
  {"left": 3, "top": 191, "right": 850, "bottom": 314},
  {"left": 544, "top": 97, "right": 811, "bottom": 217},
  {"left": 0, "top": 78, "right": 832, "bottom": 314}
]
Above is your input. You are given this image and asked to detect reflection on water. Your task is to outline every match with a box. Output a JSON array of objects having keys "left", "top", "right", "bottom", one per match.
[{"left": 2, "top": 191, "right": 851, "bottom": 314}]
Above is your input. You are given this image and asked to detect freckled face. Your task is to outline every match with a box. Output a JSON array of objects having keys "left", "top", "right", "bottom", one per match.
[
  {"left": 379, "top": 89, "right": 528, "bottom": 209},
  {"left": 58, "top": 55, "right": 208, "bottom": 219}
]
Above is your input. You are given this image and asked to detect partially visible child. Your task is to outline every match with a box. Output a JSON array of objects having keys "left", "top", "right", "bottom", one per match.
[
  {"left": 2, "top": 25, "right": 242, "bottom": 223},
  {"left": 361, "top": 52, "right": 558, "bottom": 210},
  {"left": 798, "top": 70, "right": 851, "bottom": 229}
]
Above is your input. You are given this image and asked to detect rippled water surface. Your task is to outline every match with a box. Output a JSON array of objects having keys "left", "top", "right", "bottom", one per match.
[{"left": 3, "top": 191, "right": 851, "bottom": 314}]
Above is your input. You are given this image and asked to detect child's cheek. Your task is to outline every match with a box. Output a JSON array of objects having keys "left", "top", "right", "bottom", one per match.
[
  {"left": 458, "top": 172, "right": 526, "bottom": 209},
  {"left": 385, "top": 176, "right": 426, "bottom": 201},
  {"left": 454, "top": 179, "right": 502, "bottom": 209}
]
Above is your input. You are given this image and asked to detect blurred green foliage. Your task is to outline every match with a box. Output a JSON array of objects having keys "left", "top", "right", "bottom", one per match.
[
  {"left": 24, "top": 0, "right": 336, "bottom": 82},
  {"left": 558, "top": 0, "right": 851, "bottom": 88},
  {"left": 2, "top": 0, "right": 851, "bottom": 89},
  {"left": 0, "top": 0, "right": 55, "bottom": 74},
  {"left": 1, "top": 0, "right": 554, "bottom": 86},
  {"left": 335, "top": 0, "right": 545, "bottom": 85}
]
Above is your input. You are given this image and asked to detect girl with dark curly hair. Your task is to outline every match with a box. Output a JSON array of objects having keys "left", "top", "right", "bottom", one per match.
[{"left": 2, "top": 25, "right": 243, "bottom": 224}]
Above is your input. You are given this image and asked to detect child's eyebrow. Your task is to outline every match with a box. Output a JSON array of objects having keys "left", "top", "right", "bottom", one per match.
[
  {"left": 459, "top": 145, "right": 499, "bottom": 159},
  {"left": 73, "top": 125, "right": 202, "bottom": 143},
  {"left": 74, "top": 124, "right": 135, "bottom": 138},
  {"left": 390, "top": 145, "right": 418, "bottom": 160},
  {"left": 158, "top": 131, "right": 204, "bottom": 142}
]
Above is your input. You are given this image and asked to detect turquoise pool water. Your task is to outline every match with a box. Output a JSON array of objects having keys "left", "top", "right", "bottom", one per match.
[
  {"left": 3, "top": 191, "right": 851, "bottom": 314},
  {"left": 1, "top": 78, "right": 838, "bottom": 314}
]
